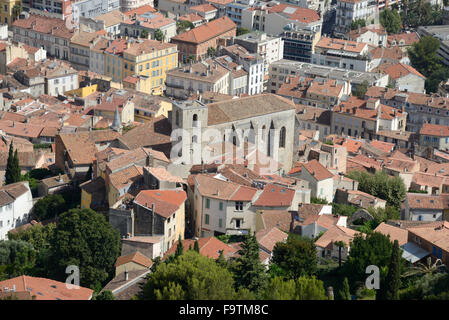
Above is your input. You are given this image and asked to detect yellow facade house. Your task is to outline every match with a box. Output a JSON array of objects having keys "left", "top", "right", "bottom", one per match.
[
  {"left": 0, "top": 0, "right": 21, "bottom": 25},
  {"left": 122, "top": 39, "right": 178, "bottom": 95},
  {"left": 133, "top": 95, "right": 173, "bottom": 123}
]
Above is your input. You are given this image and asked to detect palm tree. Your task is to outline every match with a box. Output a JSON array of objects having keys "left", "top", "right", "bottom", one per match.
[
  {"left": 402, "top": 257, "right": 445, "bottom": 278},
  {"left": 12, "top": 3, "right": 22, "bottom": 21},
  {"left": 334, "top": 241, "right": 346, "bottom": 268}
]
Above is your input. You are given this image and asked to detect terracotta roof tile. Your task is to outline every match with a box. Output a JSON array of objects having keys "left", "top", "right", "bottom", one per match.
[
  {"left": 374, "top": 222, "right": 408, "bottom": 246},
  {"left": 256, "top": 227, "right": 288, "bottom": 252},
  {"left": 134, "top": 189, "right": 186, "bottom": 218},
  {"left": 302, "top": 159, "right": 334, "bottom": 181},
  {"left": 115, "top": 251, "right": 153, "bottom": 268},
  {"left": 171, "top": 16, "right": 236, "bottom": 44},
  {"left": 0, "top": 276, "right": 93, "bottom": 300},
  {"left": 253, "top": 183, "right": 295, "bottom": 207}
]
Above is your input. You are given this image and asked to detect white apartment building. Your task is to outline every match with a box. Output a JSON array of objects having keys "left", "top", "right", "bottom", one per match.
[
  {"left": 335, "top": 0, "right": 377, "bottom": 36},
  {"left": 233, "top": 31, "right": 284, "bottom": 74},
  {"left": 165, "top": 59, "right": 231, "bottom": 99},
  {"left": 0, "top": 181, "right": 33, "bottom": 240},
  {"left": 12, "top": 13, "right": 75, "bottom": 61},
  {"left": 121, "top": 0, "right": 155, "bottom": 11},
  {"left": 241, "top": 1, "right": 322, "bottom": 36},
  {"left": 312, "top": 37, "right": 373, "bottom": 72}
]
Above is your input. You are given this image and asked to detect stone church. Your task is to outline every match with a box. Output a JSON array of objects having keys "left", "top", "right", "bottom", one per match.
[{"left": 170, "top": 93, "right": 296, "bottom": 172}]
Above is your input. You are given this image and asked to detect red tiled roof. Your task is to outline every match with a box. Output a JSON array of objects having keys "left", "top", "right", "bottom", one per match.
[
  {"left": 0, "top": 276, "right": 93, "bottom": 300},
  {"left": 302, "top": 159, "right": 334, "bottom": 181},
  {"left": 12, "top": 14, "right": 75, "bottom": 39},
  {"left": 171, "top": 16, "right": 236, "bottom": 44},
  {"left": 253, "top": 183, "right": 295, "bottom": 207},
  {"left": 256, "top": 227, "right": 288, "bottom": 252},
  {"left": 379, "top": 62, "right": 425, "bottom": 80},
  {"left": 115, "top": 251, "right": 153, "bottom": 268},
  {"left": 164, "top": 237, "right": 238, "bottom": 260},
  {"left": 420, "top": 123, "right": 449, "bottom": 137},
  {"left": 370, "top": 140, "right": 395, "bottom": 153},
  {"left": 190, "top": 3, "right": 217, "bottom": 12},
  {"left": 134, "top": 189, "right": 186, "bottom": 218}
]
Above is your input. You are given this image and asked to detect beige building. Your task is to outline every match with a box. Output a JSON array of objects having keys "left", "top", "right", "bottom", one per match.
[{"left": 165, "top": 58, "right": 230, "bottom": 99}]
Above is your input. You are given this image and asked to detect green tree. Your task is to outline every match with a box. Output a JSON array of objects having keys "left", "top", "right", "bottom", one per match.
[
  {"left": 5, "top": 142, "right": 21, "bottom": 185},
  {"left": 233, "top": 233, "right": 268, "bottom": 295},
  {"left": 350, "top": 19, "right": 366, "bottom": 30},
  {"left": 193, "top": 240, "right": 200, "bottom": 253},
  {"left": 140, "top": 29, "right": 149, "bottom": 39},
  {"left": 139, "top": 250, "right": 237, "bottom": 299},
  {"left": 12, "top": 3, "right": 21, "bottom": 21},
  {"left": 353, "top": 80, "right": 369, "bottom": 99},
  {"left": 237, "top": 27, "right": 250, "bottom": 36},
  {"left": 408, "top": 36, "right": 442, "bottom": 77},
  {"left": 154, "top": 29, "right": 165, "bottom": 42},
  {"left": 47, "top": 208, "right": 121, "bottom": 290},
  {"left": 176, "top": 20, "right": 194, "bottom": 34},
  {"left": 174, "top": 235, "right": 184, "bottom": 257},
  {"left": 33, "top": 194, "right": 67, "bottom": 221},
  {"left": 8, "top": 223, "right": 55, "bottom": 253},
  {"left": 94, "top": 290, "right": 116, "bottom": 300},
  {"left": 342, "top": 232, "right": 396, "bottom": 286},
  {"left": 380, "top": 9, "right": 402, "bottom": 34},
  {"left": 311, "top": 197, "right": 328, "bottom": 204},
  {"left": 261, "top": 276, "right": 327, "bottom": 300},
  {"left": 339, "top": 277, "right": 351, "bottom": 300},
  {"left": 0, "top": 240, "right": 37, "bottom": 278},
  {"left": 346, "top": 171, "right": 406, "bottom": 211},
  {"left": 378, "top": 240, "right": 401, "bottom": 300},
  {"left": 425, "top": 66, "right": 449, "bottom": 93},
  {"left": 207, "top": 46, "right": 216, "bottom": 57},
  {"left": 271, "top": 234, "right": 317, "bottom": 279},
  {"left": 334, "top": 241, "right": 346, "bottom": 268}
]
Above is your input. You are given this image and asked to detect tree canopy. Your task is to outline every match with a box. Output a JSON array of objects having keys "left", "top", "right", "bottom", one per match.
[
  {"left": 261, "top": 276, "right": 328, "bottom": 300},
  {"left": 350, "top": 19, "right": 366, "bottom": 30},
  {"left": 408, "top": 36, "right": 442, "bottom": 78},
  {"left": 237, "top": 27, "right": 250, "bottom": 36},
  {"left": 352, "top": 80, "right": 369, "bottom": 99},
  {"left": 271, "top": 234, "right": 317, "bottom": 279},
  {"left": 46, "top": 208, "right": 121, "bottom": 290},
  {"left": 346, "top": 170, "right": 406, "bottom": 210},
  {"left": 0, "top": 240, "right": 37, "bottom": 280},
  {"left": 380, "top": 9, "right": 402, "bottom": 34},
  {"left": 232, "top": 233, "right": 268, "bottom": 295},
  {"left": 5, "top": 142, "right": 21, "bottom": 185},
  {"left": 342, "top": 232, "right": 396, "bottom": 286},
  {"left": 33, "top": 194, "right": 67, "bottom": 221},
  {"left": 139, "top": 250, "right": 239, "bottom": 300}
]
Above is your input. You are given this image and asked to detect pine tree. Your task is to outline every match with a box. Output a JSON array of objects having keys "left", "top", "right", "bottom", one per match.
[
  {"left": 5, "top": 142, "right": 14, "bottom": 185},
  {"left": 175, "top": 235, "right": 184, "bottom": 257},
  {"left": 194, "top": 240, "right": 200, "bottom": 253},
  {"left": 216, "top": 250, "right": 227, "bottom": 268},
  {"left": 234, "top": 233, "right": 268, "bottom": 295},
  {"left": 5, "top": 142, "right": 20, "bottom": 185},
  {"left": 338, "top": 277, "right": 351, "bottom": 300},
  {"left": 378, "top": 240, "right": 401, "bottom": 300}
]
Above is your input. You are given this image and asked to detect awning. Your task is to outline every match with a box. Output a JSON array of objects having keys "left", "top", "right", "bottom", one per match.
[{"left": 401, "top": 242, "right": 430, "bottom": 264}]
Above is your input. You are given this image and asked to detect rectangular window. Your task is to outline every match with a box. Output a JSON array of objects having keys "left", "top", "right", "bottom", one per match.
[
  {"left": 236, "top": 219, "right": 241, "bottom": 228},
  {"left": 433, "top": 246, "right": 437, "bottom": 256},
  {"left": 219, "top": 219, "right": 222, "bottom": 228},
  {"left": 205, "top": 214, "right": 210, "bottom": 225},
  {"left": 206, "top": 198, "right": 210, "bottom": 209},
  {"left": 438, "top": 249, "right": 443, "bottom": 259},
  {"left": 219, "top": 202, "right": 223, "bottom": 211},
  {"left": 235, "top": 201, "right": 243, "bottom": 211}
]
